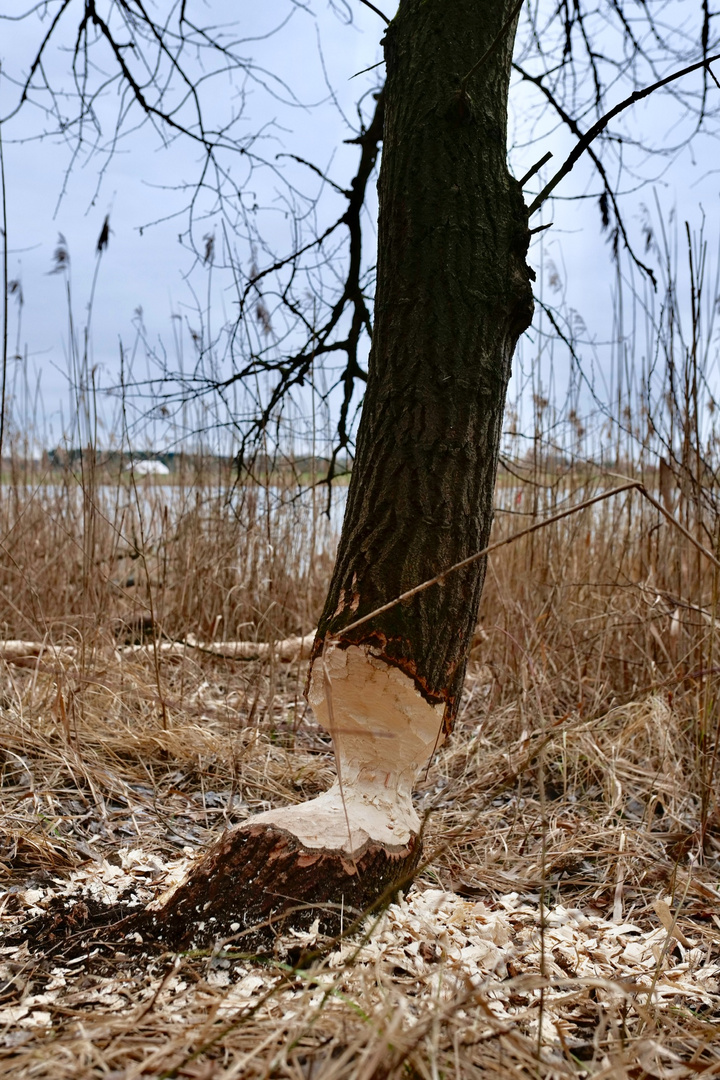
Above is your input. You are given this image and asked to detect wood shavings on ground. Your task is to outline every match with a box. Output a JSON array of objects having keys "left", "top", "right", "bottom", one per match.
[
  {"left": 2, "top": 647, "right": 720, "bottom": 1077},
  {"left": 2, "top": 848, "right": 719, "bottom": 1079}
]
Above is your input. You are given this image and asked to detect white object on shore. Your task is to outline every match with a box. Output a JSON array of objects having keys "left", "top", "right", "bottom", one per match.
[{"left": 126, "top": 459, "right": 170, "bottom": 476}]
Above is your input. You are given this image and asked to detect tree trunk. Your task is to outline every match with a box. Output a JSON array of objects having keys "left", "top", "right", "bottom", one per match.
[{"left": 150, "top": 0, "right": 533, "bottom": 950}]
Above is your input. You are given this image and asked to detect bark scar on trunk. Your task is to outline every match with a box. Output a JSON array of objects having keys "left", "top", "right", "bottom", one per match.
[
  {"left": 309, "top": 631, "right": 455, "bottom": 724},
  {"left": 145, "top": 644, "right": 441, "bottom": 949}
]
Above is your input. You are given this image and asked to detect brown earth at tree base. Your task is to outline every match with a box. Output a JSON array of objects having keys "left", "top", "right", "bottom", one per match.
[{"left": 145, "top": 821, "right": 423, "bottom": 950}]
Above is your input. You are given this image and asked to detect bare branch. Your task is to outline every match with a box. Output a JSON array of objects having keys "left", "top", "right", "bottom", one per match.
[{"left": 528, "top": 53, "right": 720, "bottom": 215}]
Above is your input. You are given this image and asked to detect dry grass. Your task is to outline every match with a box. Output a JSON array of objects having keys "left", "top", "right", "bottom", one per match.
[
  {"left": 0, "top": 463, "right": 335, "bottom": 645},
  {"left": 1, "top": 446, "right": 719, "bottom": 1077}
]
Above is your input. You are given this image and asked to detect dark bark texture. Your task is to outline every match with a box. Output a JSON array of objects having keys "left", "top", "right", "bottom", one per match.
[
  {"left": 314, "top": 0, "right": 534, "bottom": 731},
  {"left": 145, "top": 823, "right": 422, "bottom": 949},
  {"left": 147, "top": 0, "right": 532, "bottom": 947}
]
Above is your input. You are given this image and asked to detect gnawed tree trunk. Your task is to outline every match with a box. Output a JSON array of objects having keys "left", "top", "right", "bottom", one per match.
[{"left": 150, "top": 0, "right": 533, "bottom": 950}]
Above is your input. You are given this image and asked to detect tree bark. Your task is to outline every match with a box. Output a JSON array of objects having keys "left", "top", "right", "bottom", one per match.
[
  {"left": 313, "top": 0, "right": 533, "bottom": 725},
  {"left": 147, "top": 824, "right": 422, "bottom": 949},
  {"left": 149, "top": 0, "right": 533, "bottom": 949}
]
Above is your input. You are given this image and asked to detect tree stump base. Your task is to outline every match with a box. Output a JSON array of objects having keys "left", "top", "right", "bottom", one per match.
[{"left": 146, "top": 821, "right": 422, "bottom": 950}]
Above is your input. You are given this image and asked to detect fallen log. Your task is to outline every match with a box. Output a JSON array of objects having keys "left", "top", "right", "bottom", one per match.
[
  {"left": 0, "top": 640, "right": 76, "bottom": 661},
  {"left": 121, "top": 631, "right": 316, "bottom": 661},
  {"left": 0, "top": 631, "right": 316, "bottom": 665}
]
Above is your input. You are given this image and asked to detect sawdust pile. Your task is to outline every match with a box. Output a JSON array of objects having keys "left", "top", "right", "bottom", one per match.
[
  {"left": 2, "top": 842, "right": 720, "bottom": 1079},
  {"left": 1, "top": 580, "right": 720, "bottom": 1076}
]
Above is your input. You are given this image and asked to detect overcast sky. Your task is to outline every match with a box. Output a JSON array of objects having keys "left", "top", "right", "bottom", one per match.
[{"left": 1, "top": 0, "right": 718, "bottom": 453}]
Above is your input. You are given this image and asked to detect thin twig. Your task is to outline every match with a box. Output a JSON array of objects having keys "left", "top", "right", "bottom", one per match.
[
  {"left": 459, "top": 0, "right": 526, "bottom": 93},
  {"left": 528, "top": 54, "right": 720, "bottom": 215},
  {"left": 332, "top": 480, "right": 720, "bottom": 640},
  {"left": 519, "top": 150, "right": 552, "bottom": 186},
  {"left": 355, "top": 0, "right": 390, "bottom": 24}
]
